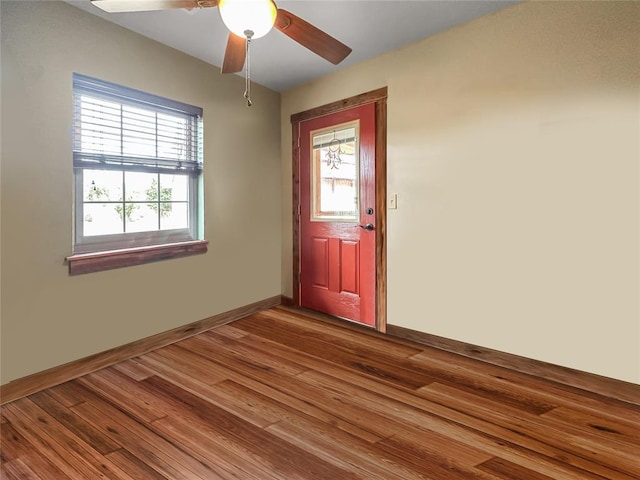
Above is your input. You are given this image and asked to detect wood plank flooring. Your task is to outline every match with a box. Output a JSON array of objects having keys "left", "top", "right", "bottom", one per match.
[{"left": 1, "top": 307, "right": 639, "bottom": 479}]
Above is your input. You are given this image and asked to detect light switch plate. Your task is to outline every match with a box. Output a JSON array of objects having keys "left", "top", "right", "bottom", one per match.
[{"left": 388, "top": 193, "right": 398, "bottom": 209}]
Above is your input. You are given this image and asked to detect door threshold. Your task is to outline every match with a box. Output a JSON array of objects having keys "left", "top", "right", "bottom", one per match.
[{"left": 284, "top": 305, "right": 377, "bottom": 331}]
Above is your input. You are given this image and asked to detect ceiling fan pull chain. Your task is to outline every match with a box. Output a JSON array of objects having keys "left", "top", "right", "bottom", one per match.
[{"left": 244, "top": 29, "right": 253, "bottom": 107}]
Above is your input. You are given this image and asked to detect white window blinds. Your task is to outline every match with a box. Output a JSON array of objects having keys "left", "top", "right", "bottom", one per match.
[{"left": 73, "top": 73, "right": 203, "bottom": 175}]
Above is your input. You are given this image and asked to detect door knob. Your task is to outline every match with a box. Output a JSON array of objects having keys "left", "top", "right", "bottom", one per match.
[{"left": 358, "top": 223, "right": 375, "bottom": 231}]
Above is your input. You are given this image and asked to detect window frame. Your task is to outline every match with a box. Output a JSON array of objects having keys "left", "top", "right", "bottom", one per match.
[
  {"left": 73, "top": 170, "right": 201, "bottom": 254},
  {"left": 68, "top": 74, "right": 206, "bottom": 273},
  {"left": 310, "top": 122, "right": 360, "bottom": 222}
]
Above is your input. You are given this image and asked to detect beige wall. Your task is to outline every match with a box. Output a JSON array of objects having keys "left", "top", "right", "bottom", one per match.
[
  {"left": 281, "top": 1, "right": 640, "bottom": 383},
  {"left": 1, "top": 1, "right": 281, "bottom": 383}
]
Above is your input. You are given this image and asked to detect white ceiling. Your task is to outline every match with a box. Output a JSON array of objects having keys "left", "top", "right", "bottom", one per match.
[{"left": 66, "top": 0, "right": 519, "bottom": 92}]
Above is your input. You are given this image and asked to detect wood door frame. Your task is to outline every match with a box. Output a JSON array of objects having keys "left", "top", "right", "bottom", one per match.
[{"left": 291, "top": 87, "right": 388, "bottom": 332}]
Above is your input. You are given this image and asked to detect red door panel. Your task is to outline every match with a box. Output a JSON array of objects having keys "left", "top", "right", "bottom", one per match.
[
  {"left": 311, "top": 237, "right": 329, "bottom": 288},
  {"left": 299, "top": 103, "right": 376, "bottom": 326},
  {"left": 340, "top": 240, "right": 359, "bottom": 295}
]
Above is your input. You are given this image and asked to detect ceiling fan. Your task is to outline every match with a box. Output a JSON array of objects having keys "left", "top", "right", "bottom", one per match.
[{"left": 90, "top": 0, "right": 352, "bottom": 104}]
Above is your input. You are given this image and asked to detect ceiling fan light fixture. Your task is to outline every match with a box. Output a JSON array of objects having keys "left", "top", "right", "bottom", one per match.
[{"left": 218, "top": 0, "right": 277, "bottom": 39}]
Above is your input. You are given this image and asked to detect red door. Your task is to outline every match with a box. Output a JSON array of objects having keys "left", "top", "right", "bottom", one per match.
[{"left": 299, "top": 103, "right": 376, "bottom": 326}]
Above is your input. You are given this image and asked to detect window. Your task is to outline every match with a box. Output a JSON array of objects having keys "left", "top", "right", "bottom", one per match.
[
  {"left": 311, "top": 123, "right": 359, "bottom": 221},
  {"left": 69, "top": 74, "right": 206, "bottom": 273}
]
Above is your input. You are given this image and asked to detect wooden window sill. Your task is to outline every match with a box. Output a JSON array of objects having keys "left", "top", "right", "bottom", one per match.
[{"left": 66, "top": 240, "right": 208, "bottom": 275}]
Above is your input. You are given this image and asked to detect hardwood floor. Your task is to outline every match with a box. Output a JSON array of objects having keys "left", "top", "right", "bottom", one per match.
[{"left": 1, "top": 307, "right": 639, "bottom": 479}]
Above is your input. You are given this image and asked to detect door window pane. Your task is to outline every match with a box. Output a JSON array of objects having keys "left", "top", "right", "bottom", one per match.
[{"left": 311, "top": 123, "right": 358, "bottom": 221}]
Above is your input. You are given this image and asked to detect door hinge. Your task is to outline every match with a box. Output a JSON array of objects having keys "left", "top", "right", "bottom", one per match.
[{"left": 297, "top": 204, "right": 301, "bottom": 216}]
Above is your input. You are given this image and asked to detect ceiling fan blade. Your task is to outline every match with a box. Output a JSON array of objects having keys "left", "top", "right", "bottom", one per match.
[
  {"left": 221, "top": 33, "right": 246, "bottom": 73},
  {"left": 91, "top": 0, "right": 216, "bottom": 13},
  {"left": 274, "top": 9, "right": 352, "bottom": 65}
]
